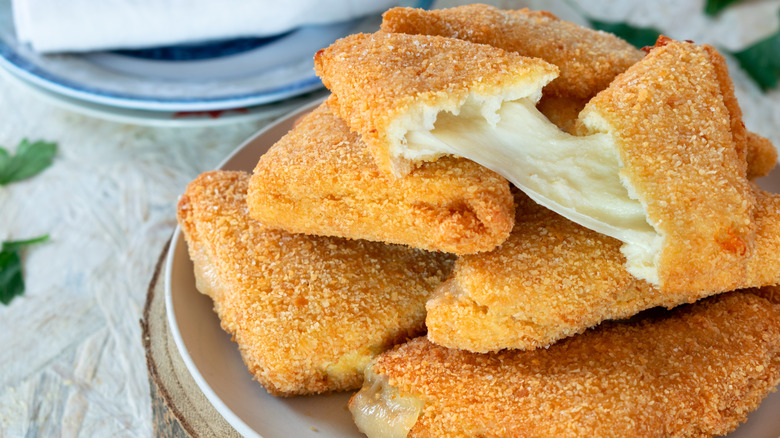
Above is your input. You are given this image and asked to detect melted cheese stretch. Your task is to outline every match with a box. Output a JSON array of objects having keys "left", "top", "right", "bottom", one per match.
[
  {"left": 403, "top": 98, "right": 662, "bottom": 283},
  {"left": 350, "top": 371, "right": 423, "bottom": 438}
]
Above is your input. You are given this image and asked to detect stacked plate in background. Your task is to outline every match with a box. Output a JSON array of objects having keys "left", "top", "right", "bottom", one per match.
[{"left": 0, "top": 0, "right": 432, "bottom": 126}]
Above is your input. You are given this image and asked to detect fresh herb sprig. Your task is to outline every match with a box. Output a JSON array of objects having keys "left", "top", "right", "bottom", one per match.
[
  {"left": 0, "top": 139, "right": 57, "bottom": 185},
  {"left": 705, "top": 0, "right": 742, "bottom": 16},
  {"left": 0, "top": 235, "right": 49, "bottom": 305},
  {"left": 0, "top": 138, "right": 56, "bottom": 304},
  {"left": 731, "top": 20, "right": 780, "bottom": 91},
  {"left": 587, "top": 19, "right": 662, "bottom": 49},
  {"left": 585, "top": 9, "right": 780, "bottom": 91}
]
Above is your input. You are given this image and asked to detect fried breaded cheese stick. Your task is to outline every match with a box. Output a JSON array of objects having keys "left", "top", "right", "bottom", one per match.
[
  {"left": 176, "top": 171, "right": 454, "bottom": 395},
  {"left": 246, "top": 102, "right": 514, "bottom": 254},
  {"left": 427, "top": 187, "right": 780, "bottom": 352},
  {"left": 381, "top": 4, "right": 644, "bottom": 99},
  {"left": 350, "top": 290, "right": 780, "bottom": 437},
  {"left": 315, "top": 32, "right": 761, "bottom": 294},
  {"left": 576, "top": 38, "right": 754, "bottom": 291}
]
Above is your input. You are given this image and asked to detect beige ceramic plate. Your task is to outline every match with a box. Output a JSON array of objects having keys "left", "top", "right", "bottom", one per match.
[{"left": 165, "top": 100, "right": 780, "bottom": 438}]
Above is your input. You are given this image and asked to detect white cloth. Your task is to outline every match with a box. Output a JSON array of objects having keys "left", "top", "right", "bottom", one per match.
[{"left": 12, "top": 0, "right": 400, "bottom": 53}]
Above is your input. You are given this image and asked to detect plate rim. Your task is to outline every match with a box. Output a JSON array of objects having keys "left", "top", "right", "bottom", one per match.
[
  {"left": 0, "top": 0, "right": 434, "bottom": 112},
  {"left": 0, "top": 35, "right": 327, "bottom": 111},
  {"left": 165, "top": 232, "right": 264, "bottom": 438},
  {"left": 0, "top": 66, "right": 328, "bottom": 127}
]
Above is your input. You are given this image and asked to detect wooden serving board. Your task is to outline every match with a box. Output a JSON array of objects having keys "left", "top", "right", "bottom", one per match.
[{"left": 141, "top": 239, "right": 241, "bottom": 438}]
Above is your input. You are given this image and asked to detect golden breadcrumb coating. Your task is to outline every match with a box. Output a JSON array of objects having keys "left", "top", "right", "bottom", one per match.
[
  {"left": 536, "top": 94, "right": 589, "bottom": 134},
  {"left": 701, "top": 43, "right": 750, "bottom": 166},
  {"left": 747, "top": 132, "right": 778, "bottom": 179},
  {"left": 176, "top": 171, "right": 454, "bottom": 396},
  {"left": 426, "top": 188, "right": 780, "bottom": 353},
  {"left": 427, "top": 192, "right": 652, "bottom": 353},
  {"left": 752, "top": 284, "right": 780, "bottom": 304},
  {"left": 247, "top": 102, "right": 514, "bottom": 254},
  {"left": 580, "top": 39, "right": 755, "bottom": 294},
  {"left": 314, "top": 31, "right": 558, "bottom": 176},
  {"left": 747, "top": 187, "right": 780, "bottom": 286},
  {"left": 358, "top": 291, "right": 780, "bottom": 437},
  {"left": 381, "top": 4, "right": 644, "bottom": 99}
]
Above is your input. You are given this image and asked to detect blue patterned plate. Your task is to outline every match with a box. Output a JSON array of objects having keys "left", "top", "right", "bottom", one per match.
[{"left": 0, "top": 0, "right": 432, "bottom": 112}]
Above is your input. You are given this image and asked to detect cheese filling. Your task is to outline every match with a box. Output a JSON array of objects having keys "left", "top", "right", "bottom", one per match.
[
  {"left": 324, "top": 348, "right": 373, "bottom": 382},
  {"left": 399, "top": 97, "right": 662, "bottom": 284},
  {"left": 350, "top": 370, "right": 423, "bottom": 438}
]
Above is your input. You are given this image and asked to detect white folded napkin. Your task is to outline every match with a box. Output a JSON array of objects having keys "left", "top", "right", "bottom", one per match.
[{"left": 12, "top": 0, "right": 401, "bottom": 53}]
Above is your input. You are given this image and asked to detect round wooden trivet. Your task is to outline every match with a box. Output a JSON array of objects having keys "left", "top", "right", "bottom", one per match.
[{"left": 141, "top": 238, "right": 241, "bottom": 438}]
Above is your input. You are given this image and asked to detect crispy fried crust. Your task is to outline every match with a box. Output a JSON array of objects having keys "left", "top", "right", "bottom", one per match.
[
  {"left": 580, "top": 39, "right": 756, "bottom": 294},
  {"left": 536, "top": 94, "right": 590, "bottom": 134},
  {"left": 701, "top": 43, "right": 749, "bottom": 167},
  {"left": 369, "top": 292, "right": 780, "bottom": 437},
  {"left": 752, "top": 284, "right": 780, "bottom": 304},
  {"left": 426, "top": 189, "right": 780, "bottom": 352},
  {"left": 176, "top": 171, "right": 454, "bottom": 395},
  {"left": 247, "top": 103, "right": 514, "bottom": 254},
  {"left": 381, "top": 4, "right": 644, "bottom": 99},
  {"left": 747, "top": 132, "right": 778, "bottom": 179},
  {"left": 426, "top": 192, "right": 655, "bottom": 353},
  {"left": 314, "top": 31, "right": 558, "bottom": 176},
  {"left": 747, "top": 187, "right": 780, "bottom": 286}
]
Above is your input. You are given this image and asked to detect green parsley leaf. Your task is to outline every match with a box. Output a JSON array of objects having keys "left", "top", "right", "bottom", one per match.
[
  {"left": 577, "top": 3, "right": 778, "bottom": 92},
  {"left": 2, "top": 235, "right": 50, "bottom": 252},
  {"left": 0, "top": 250, "right": 23, "bottom": 305},
  {"left": 0, "top": 235, "right": 49, "bottom": 305},
  {"left": 730, "top": 24, "right": 780, "bottom": 91},
  {"left": 587, "top": 19, "right": 662, "bottom": 49},
  {"left": 0, "top": 139, "right": 57, "bottom": 185},
  {"left": 705, "top": 0, "right": 742, "bottom": 16}
]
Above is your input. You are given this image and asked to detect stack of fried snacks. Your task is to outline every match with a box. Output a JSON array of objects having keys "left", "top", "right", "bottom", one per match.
[
  {"left": 313, "top": 10, "right": 780, "bottom": 350},
  {"left": 315, "top": 31, "right": 765, "bottom": 294},
  {"left": 316, "top": 4, "right": 778, "bottom": 436},
  {"left": 175, "top": 4, "right": 780, "bottom": 435},
  {"left": 177, "top": 171, "right": 455, "bottom": 395}
]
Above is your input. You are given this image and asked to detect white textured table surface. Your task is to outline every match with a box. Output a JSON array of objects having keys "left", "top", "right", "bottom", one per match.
[
  {"left": 0, "top": 1, "right": 779, "bottom": 437},
  {"left": 0, "top": 73, "right": 268, "bottom": 437}
]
